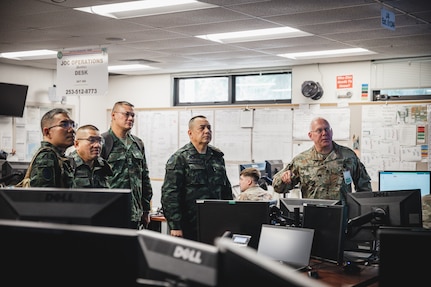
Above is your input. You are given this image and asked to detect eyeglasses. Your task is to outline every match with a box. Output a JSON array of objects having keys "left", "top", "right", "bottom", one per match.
[
  {"left": 76, "top": 136, "right": 105, "bottom": 145},
  {"left": 48, "top": 121, "right": 77, "bottom": 130},
  {"left": 310, "top": 127, "right": 332, "bottom": 135},
  {"left": 114, "top": 111, "right": 135, "bottom": 118}
]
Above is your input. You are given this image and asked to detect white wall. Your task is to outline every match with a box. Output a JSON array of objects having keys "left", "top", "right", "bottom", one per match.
[{"left": 291, "top": 61, "right": 371, "bottom": 104}]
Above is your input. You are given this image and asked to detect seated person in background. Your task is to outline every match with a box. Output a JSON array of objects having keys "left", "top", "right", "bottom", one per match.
[
  {"left": 422, "top": 194, "right": 431, "bottom": 229},
  {"left": 237, "top": 167, "right": 273, "bottom": 201},
  {"left": 69, "top": 124, "right": 112, "bottom": 188},
  {"left": 272, "top": 117, "right": 371, "bottom": 203}
]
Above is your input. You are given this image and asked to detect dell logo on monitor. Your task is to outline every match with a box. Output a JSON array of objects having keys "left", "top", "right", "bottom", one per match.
[{"left": 173, "top": 245, "right": 202, "bottom": 264}]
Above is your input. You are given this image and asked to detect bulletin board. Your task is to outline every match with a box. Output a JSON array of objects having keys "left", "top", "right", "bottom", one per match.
[{"left": 134, "top": 102, "right": 431, "bottom": 187}]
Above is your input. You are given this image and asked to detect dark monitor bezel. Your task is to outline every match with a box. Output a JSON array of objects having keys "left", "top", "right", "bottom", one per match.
[
  {"left": 302, "top": 204, "right": 346, "bottom": 265},
  {"left": 346, "top": 189, "right": 423, "bottom": 242},
  {"left": 0, "top": 187, "right": 132, "bottom": 228},
  {"left": 196, "top": 199, "right": 272, "bottom": 250},
  {"left": 137, "top": 229, "right": 219, "bottom": 287},
  {"left": 378, "top": 227, "right": 431, "bottom": 287},
  {"left": 0, "top": 82, "right": 28, "bottom": 118},
  {"left": 0, "top": 219, "right": 140, "bottom": 286},
  {"left": 378, "top": 170, "right": 431, "bottom": 197}
]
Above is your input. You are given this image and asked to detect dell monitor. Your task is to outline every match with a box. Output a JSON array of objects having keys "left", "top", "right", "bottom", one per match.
[
  {"left": 196, "top": 199, "right": 273, "bottom": 249},
  {"left": 0, "top": 82, "right": 28, "bottom": 117},
  {"left": 302, "top": 204, "right": 346, "bottom": 265},
  {"left": 216, "top": 237, "right": 330, "bottom": 287},
  {"left": 137, "top": 229, "right": 219, "bottom": 287},
  {"left": 379, "top": 170, "right": 430, "bottom": 197},
  {"left": 0, "top": 187, "right": 132, "bottom": 228},
  {"left": 0, "top": 219, "right": 141, "bottom": 286},
  {"left": 346, "top": 189, "right": 423, "bottom": 243}
]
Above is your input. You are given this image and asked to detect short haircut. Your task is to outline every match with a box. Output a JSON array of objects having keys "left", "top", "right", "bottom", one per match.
[
  {"left": 188, "top": 115, "right": 207, "bottom": 129},
  {"left": 112, "top": 101, "right": 134, "bottom": 112},
  {"left": 40, "top": 108, "right": 71, "bottom": 132},
  {"left": 76, "top": 124, "right": 99, "bottom": 132},
  {"left": 240, "top": 167, "right": 261, "bottom": 183}
]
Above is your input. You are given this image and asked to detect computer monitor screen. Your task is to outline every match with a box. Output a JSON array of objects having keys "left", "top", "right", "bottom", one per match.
[
  {"left": 216, "top": 237, "right": 329, "bottom": 287},
  {"left": 346, "top": 189, "right": 423, "bottom": 242},
  {"left": 279, "top": 198, "right": 340, "bottom": 225},
  {"left": 239, "top": 162, "right": 268, "bottom": 177},
  {"left": 137, "top": 229, "right": 219, "bottom": 287},
  {"left": 379, "top": 170, "right": 430, "bottom": 197},
  {"left": 0, "top": 187, "right": 132, "bottom": 228},
  {"left": 378, "top": 227, "right": 431, "bottom": 287},
  {"left": 265, "top": 159, "right": 284, "bottom": 179},
  {"left": 0, "top": 219, "right": 140, "bottom": 286},
  {"left": 302, "top": 204, "right": 346, "bottom": 264},
  {"left": 0, "top": 82, "right": 28, "bottom": 117},
  {"left": 197, "top": 199, "right": 273, "bottom": 249},
  {"left": 1, "top": 161, "right": 29, "bottom": 186}
]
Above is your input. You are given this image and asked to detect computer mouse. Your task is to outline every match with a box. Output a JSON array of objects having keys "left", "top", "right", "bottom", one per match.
[{"left": 308, "top": 270, "right": 319, "bottom": 279}]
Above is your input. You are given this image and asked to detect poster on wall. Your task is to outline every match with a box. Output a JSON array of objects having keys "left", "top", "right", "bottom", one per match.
[{"left": 56, "top": 48, "right": 108, "bottom": 98}]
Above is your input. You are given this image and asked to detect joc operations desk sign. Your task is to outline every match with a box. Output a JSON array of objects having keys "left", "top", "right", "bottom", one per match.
[{"left": 56, "top": 48, "right": 108, "bottom": 97}]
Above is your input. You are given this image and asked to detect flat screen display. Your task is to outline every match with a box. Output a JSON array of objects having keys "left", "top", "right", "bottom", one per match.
[
  {"left": 379, "top": 170, "right": 430, "bottom": 197},
  {"left": 0, "top": 82, "right": 28, "bottom": 117},
  {"left": 196, "top": 199, "right": 272, "bottom": 249},
  {"left": 0, "top": 187, "right": 132, "bottom": 228}
]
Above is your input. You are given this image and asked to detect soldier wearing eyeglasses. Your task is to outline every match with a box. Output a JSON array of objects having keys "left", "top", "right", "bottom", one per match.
[
  {"left": 273, "top": 117, "right": 371, "bottom": 202},
  {"left": 101, "top": 101, "right": 153, "bottom": 230},
  {"left": 69, "top": 124, "right": 112, "bottom": 188},
  {"left": 28, "top": 108, "right": 76, "bottom": 188}
]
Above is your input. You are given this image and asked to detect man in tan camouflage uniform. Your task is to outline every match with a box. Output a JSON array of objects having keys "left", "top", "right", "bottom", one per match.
[
  {"left": 102, "top": 101, "right": 153, "bottom": 229},
  {"left": 236, "top": 167, "right": 273, "bottom": 201},
  {"left": 422, "top": 194, "right": 431, "bottom": 229},
  {"left": 273, "top": 117, "right": 371, "bottom": 203},
  {"left": 161, "top": 115, "right": 233, "bottom": 241}
]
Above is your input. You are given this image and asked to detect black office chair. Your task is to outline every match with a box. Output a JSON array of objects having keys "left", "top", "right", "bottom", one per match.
[{"left": 0, "top": 171, "right": 24, "bottom": 187}]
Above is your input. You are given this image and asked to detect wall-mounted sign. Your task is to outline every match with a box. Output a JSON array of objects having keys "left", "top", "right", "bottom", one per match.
[
  {"left": 381, "top": 8, "right": 395, "bottom": 31},
  {"left": 336, "top": 75, "right": 353, "bottom": 89},
  {"left": 56, "top": 48, "right": 108, "bottom": 97}
]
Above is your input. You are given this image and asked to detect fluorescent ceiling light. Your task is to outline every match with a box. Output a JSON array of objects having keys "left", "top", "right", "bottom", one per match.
[
  {"left": 196, "top": 27, "right": 312, "bottom": 43},
  {"left": 75, "top": 0, "right": 217, "bottom": 19},
  {"left": 278, "top": 48, "right": 374, "bottom": 60},
  {"left": 0, "top": 49, "right": 57, "bottom": 60},
  {"left": 108, "top": 64, "right": 157, "bottom": 72}
]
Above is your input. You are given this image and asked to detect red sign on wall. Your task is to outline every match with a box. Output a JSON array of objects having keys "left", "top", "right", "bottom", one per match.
[{"left": 336, "top": 75, "right": 353, "bottom": 89}]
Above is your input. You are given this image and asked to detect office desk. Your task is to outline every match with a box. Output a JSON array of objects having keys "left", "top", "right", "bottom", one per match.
[{"left": 309, "top": 260, "right": 379, "bottom": 287}]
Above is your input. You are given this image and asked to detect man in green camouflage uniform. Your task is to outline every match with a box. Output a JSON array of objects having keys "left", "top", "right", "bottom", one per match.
[
  {"left": 161, "top": 115, "right": 233, "bottom": 241},
  {"left": 28, "top": 108, "right": 76, "bottom": 188},
  {"left": 273, "top": 117, "right": 371, "bottom": 203},
  {"left": 70, "top": 124, "right": 112, "bottom": 188},
  {"left": 102, "top": 101, "right": 153, "bottom": 229}
]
